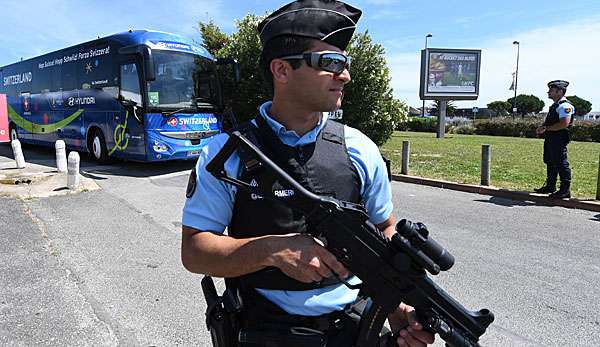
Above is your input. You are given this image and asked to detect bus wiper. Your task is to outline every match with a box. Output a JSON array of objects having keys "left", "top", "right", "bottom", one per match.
[{"left": 164, "top": 108, "right": 188, "bottom": 117}]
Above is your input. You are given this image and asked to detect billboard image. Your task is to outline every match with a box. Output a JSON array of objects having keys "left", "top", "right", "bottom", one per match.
[{"left": 420, "top": 48, "right": 481, "bottom": 100}]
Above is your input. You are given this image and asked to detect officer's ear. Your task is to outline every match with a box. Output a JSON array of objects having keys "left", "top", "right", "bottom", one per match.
[{"left": 270, "top": 58, "right": 292, "bottom": 85}]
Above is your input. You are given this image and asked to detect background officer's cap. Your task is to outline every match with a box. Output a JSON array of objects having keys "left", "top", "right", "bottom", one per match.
[
  {"left": 258, "top": 0, "right": 362, "bottom": 51},
  {"left": 547, "top": 80, "right": 569, "bottom": 91}
]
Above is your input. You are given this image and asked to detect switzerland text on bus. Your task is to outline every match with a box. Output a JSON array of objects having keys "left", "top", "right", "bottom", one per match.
[{"left": 0, "top": 30, "right": 223, "bottom": 162}]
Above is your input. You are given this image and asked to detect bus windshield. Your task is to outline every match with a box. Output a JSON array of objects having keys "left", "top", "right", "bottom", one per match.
[{"left": 147, "top": 51, "right": 218, "bottom": 110}]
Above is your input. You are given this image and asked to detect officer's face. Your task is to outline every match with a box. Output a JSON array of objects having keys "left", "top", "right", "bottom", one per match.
[
  {"left": 547, "top": 87, "right": 563, "bottom": 101},
  {"left": 286, "top": 41, "right": 352, "bottom": 112}
]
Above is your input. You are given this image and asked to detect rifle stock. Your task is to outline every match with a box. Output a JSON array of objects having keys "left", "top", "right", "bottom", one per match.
[{"left": 206, "top": 131, "right": 494, "bottom": 347}]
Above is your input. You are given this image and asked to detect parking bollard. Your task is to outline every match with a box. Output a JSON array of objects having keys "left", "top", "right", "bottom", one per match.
[
  {"left": 481, "top": 144, "right": 490, "bottom": 186},
  {"left": 401, "top": 140, "right": 410, "bottom": 175},
  {"left": 11, "top": 139, "right": 26, "bottom": 169},
  {"left": 67, "top": 151, "right": 80, "bottom": 190},
  {"left": 596, "top": 153, "right": 600, "bottom": 201},
  {"left": 55, "top": 140, "right": 67, "bottom": 172}
]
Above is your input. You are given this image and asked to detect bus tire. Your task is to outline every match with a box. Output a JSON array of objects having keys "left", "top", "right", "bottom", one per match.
[
  {"left": 90, "top": 129, "right": 109, "bottom": 163},
  {"left": 9, "top": 124, "right": 18, "bottom": 143}
]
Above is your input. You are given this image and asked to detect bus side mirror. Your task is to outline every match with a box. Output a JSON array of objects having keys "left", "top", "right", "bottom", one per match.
[
  {"left": 119, "top": 44, "right": 155, "bottom": 81},
  {"left": 216, "top": 58, "right": 240, "bottom": 84}
]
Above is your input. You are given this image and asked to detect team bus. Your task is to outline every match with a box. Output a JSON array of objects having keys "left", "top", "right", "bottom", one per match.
[{"left": 0, "top": 30, "right": 227, "bottom": 162}]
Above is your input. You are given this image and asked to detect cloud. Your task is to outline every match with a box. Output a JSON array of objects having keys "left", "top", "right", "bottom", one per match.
[{"left": 387, "top": 16, "right": 600, "bottom": 111}]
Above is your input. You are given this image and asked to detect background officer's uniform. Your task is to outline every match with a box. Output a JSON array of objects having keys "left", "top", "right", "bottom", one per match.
[
  {"left": 182, "top": 1, "right": 395, "bottom": 344},
  {"left": 537, "top": 80, "right": 574, "bottom": 198}
]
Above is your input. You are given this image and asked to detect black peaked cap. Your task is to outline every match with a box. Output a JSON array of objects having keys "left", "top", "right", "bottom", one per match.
[
  {"left": 548, "top": 80, "right": 569, "bottom": 90},
  {"left": 258, "top": 0, "right": 362, "bottom": 50}
]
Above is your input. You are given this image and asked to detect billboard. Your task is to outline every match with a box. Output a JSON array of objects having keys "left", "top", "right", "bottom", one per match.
[
  {"left": 0, "top": 94, "right": 8, "bottom": 142},
  {"left": 420, "top": 48, "right": 481, "bottom": 100}
]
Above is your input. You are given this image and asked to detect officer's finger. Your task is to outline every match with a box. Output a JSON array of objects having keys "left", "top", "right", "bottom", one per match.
[
  {"left": 319, "top": 250, "right": 349, "bottom": 279},
  {"left": 399, "top": 303, "right": 422, "bottom": 330},
  {"left": 397, "top": 329, "right": 426, "bottom": 347},
  {"left": 308, "top": 256, "right": 333, "bottom": 278}
]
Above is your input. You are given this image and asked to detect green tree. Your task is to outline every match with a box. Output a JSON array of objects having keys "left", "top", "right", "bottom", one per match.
[
  {"left": 198, "top": 20, "right": 229, "bottom": 53},
  {"left": 197, "top": 17, "right": 406, "bottom": 145},
  {"left": 429, "top": 100, "right": 456, "bottom": 117},
  {"left": 487, "top": 100, "right": 511, "bottom": 116},
  {"left": 566, "top": 95, "right": 592, "bottom": 116},
  {"left": 506, "top": 94, "right": 544, "bottom": 117},
  {"left": 343, "top": 31, "right": 407, "bottom": 145}
]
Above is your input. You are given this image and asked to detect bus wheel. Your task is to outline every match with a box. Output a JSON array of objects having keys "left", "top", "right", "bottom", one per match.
[
  {"left": 9, "top": 124, "right": 18, "bottom": 142},
  {"left": 90, "top": 130, "right": 109, "bottom": 163}
]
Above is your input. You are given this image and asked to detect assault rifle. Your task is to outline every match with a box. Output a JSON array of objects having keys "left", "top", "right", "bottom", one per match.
[{"left": 205, "top": 130, "right": 494, "bottom": 347}]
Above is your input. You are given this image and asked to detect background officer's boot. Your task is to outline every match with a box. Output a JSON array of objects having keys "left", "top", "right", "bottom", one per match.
[
  {"left": 534, "top": 185, "right": 556, "bottom": 194},
  {"left": 549, "top": 183, "right": 570, "bottom": 199}
]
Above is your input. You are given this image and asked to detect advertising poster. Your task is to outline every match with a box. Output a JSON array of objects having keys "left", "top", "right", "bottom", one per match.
[
  {"left": 0, "top": 94, "right": 8, "bottom": 142},
  {"left": 427, "top": 52, "right": 479, "bottom": 93}
]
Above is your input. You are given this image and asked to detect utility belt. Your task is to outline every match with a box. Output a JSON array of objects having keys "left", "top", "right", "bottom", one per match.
[{"left": 201, "top": 276, "right": 388, "bottom": 347}]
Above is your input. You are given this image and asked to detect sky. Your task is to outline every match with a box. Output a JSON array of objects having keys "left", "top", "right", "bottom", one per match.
[{"left": 2, "top": 0, "right": 599, "bottom": 111}]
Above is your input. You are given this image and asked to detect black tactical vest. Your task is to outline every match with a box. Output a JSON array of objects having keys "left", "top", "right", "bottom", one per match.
[
  {"left": 228, "top": 115, "right": 361, "bottom": 290},
  {"left": 543, "top": 99, "right": 574, "bottom": 138}
]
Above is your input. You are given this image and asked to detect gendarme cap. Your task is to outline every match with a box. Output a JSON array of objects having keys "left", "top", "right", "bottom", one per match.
[
  {"left": 258, "top": 0, "right": 362, "bottom": 51},
  {"left": 547, "top": 80, "right": 569, "bottom": 90}
]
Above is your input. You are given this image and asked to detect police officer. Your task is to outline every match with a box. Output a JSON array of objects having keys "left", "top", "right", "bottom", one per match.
[
  {"left": 534, "top": 80, "right": 574, "bottom": 199},
  {"left": 181, "top": 1, "right": 434, "bottom": 346}
]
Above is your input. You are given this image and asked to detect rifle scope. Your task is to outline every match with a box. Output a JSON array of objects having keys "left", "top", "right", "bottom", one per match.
[{"left": 395, "top": 219, "right": 455, "bottom": 272}]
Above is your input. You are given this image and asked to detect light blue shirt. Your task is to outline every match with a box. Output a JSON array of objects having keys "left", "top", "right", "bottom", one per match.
[
  {"left": 557, "top": 99, "right": 574, "bottom": 119},
  {"left": 182, "top": 101, "right": 393, "bottom": 315}
]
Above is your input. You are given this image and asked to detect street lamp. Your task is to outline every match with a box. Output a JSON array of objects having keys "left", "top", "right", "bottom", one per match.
[
  {"left": 512, "top": 41, "right": 520, "bottom": 116},
  {"left": 422, "top": 33, "right": 432, "bottom": 117}
]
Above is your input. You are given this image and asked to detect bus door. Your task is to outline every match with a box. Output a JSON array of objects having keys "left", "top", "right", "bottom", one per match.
[{"left": 113, "top": 61, "right": 145, "bottom": 160}]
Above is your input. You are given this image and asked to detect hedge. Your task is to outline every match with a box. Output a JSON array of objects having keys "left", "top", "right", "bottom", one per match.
[{"left": 399, "top": 116, "right": 600, "bottom": 142}]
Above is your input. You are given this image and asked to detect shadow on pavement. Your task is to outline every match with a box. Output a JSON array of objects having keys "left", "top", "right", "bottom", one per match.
[
  {"left": 473, "top": 196, "right": 549, "bottom": 208},
  {"left": 0, "top": 143, "right": 195, "bottom": 178}
]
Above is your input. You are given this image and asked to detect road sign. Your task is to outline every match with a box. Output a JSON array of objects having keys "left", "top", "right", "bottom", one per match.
[
  {"left": 472, "top": 107, "right": 479, "bottom": 113},
  {"left": 0, "top": 94, "right": 8, "bottom": 143}
]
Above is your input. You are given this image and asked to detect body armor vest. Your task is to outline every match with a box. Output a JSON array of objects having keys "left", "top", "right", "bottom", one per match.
[
  {"left": 543, "top": 99, "right": 573, "bottom": 138},
  {"left": 228, "top": 115, "right": 361, "bottom": 291}
]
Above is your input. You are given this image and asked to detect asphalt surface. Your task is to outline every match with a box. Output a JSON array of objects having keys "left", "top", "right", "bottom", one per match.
[{"left": 1, "top": 143, "right": 599, "bottom": 346}]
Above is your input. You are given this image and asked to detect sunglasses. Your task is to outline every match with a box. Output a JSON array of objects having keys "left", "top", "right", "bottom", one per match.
[{"left": 279, "top": 51, "right": 351, "bottom": 74}]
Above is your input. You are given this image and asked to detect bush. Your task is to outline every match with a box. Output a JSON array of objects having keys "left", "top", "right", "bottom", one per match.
[
  {"left": 451, "top": 124, "right": 476, "bottom": 134},
  {"left": 473, "top": 117, "right": 600, "bottom": 142}
]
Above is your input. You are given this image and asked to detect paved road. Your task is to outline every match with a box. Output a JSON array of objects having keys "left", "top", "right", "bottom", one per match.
[{"left": 1, "top": 144, "right": 599, "bottom": 346}]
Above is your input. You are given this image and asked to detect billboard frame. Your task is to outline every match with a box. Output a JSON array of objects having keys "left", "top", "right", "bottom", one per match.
[{"left": 420, "top": 48, "right": 482, "bottom": 101}]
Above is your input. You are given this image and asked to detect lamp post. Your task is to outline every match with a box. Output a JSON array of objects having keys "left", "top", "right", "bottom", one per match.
[
  {"left": 422, "top": 33, "right": 432, "bottom": 117},
  {"left": 512, "top": 41, "right": 520, "bottom": 116}
]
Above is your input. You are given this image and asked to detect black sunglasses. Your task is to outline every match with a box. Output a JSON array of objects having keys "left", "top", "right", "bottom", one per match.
[{"left": 279, "top": 51, "right": 351, "bottom": 74}]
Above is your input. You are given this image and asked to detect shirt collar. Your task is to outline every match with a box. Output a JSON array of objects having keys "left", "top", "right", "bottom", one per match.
[{"left": 257, "top": 101, "right": 329, "bottom": 147}]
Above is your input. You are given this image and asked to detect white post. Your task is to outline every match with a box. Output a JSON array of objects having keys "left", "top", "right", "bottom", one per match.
[
  {"left": 55, "top": 140, "right": 67, "bottom": 173},
  {"left": 67, "top": 151, "right": 80, "bottom": 190},
  {"left": 11, "top": 139, "right": 26, "bottom": 169}
]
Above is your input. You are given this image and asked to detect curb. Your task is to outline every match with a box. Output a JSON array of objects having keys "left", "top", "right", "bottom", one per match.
[{"left": 392, "top": 174, "right": 600, "bottom": 213}]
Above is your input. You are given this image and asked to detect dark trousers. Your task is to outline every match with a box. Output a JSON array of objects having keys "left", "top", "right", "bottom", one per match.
[
  {"left": 238, "top": 290, "right": 391, "bottom": 347},
  {"left": 543, "top": 132, "right": 571, "bottom": 189}
]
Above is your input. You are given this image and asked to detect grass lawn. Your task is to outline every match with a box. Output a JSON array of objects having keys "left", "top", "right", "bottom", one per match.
[{"left": 380, "top": 131, "right": 600, "bottom": 200}]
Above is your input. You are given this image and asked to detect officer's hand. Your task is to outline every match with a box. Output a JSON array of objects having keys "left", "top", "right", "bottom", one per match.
[
  {"left": 388, "top": 303, "right": 435, "bottom": 347},
  {"left": 536, "top": 126, "right": 546, "bottom": 135},
  {"left": 267, "top": 233, "right": 350, "bottom": 283}
]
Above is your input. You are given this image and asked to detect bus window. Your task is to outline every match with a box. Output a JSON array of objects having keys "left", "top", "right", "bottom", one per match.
[{"left": 120, "top": 63, "right": 141, "bottom": 105}]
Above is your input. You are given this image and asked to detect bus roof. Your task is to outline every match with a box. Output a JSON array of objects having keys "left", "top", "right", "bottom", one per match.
[{"left": 1, "top": 29, "right": 213, "bottom": 69}]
